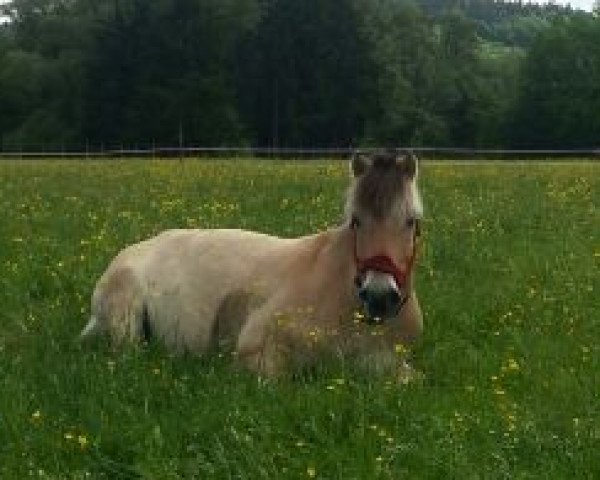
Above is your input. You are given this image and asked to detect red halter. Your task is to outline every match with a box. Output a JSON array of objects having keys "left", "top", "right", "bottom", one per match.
[{"left": 352, "top": 225, "right": 419, "bottom": 289}]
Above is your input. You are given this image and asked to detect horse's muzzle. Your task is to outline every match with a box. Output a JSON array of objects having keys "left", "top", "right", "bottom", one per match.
[{"left": 356, "top": 271, "right": 405, "bottom": 322}]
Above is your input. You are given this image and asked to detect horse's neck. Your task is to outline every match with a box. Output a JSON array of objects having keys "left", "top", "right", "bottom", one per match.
[{"left": 308, "top": 226, "right": 356, "bottom": 300}]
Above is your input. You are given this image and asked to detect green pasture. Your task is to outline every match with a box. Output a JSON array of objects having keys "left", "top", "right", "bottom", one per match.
[{"left": 1, "top": 159, "right": 598, "bottom": 479}]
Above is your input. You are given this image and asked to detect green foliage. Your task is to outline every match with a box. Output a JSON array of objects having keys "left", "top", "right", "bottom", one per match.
[
  {"left": 487, "top": 14, "right": 551, "bottom": 47},
  {"left": 513, "top": 16, "right": 600, "bottom": 148},
  {"left": 0, "top": 0, "right": 597, "bottom": 148},
  {"left": 418, "top": 0, "right": 575, "bottom": 46},
  {"left": 237, "top": 0, "right": 372, "bottom": 147},
  {"left": 1, "top": 159, "right": 599, "bottom": 478},
  {"left": 83, "top": 0, "right": 259, "bottom": 147},
  {"left": 360, "top": 1, "right": 439, "bottom": 145},
  {"left": 362, "top": 7, "right": 515, "bottom": 148}
]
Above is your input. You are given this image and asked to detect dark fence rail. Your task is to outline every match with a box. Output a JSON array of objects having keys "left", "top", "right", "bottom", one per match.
[{"left": 0, "top": 146, "right": 599, "bottom": 160}]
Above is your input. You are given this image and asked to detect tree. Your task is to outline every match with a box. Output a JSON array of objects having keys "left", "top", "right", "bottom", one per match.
[
  {"left": 359, "top": 1, "right": 440, "bottom": 146},
  {"left": 435, "top": 11, "right": 494, "bottom": 147},
  {"left": 238, "top": 0, "right": 373, "bottom": 147},
  {"left": 0, "top": 0, "right": 99, "bottom": 149},
  {"left": 0, "top": 0, "right": 597, "bottom": 150},
  {"left": 83, "top": 0, "right": 260, "bottom": 147},
  {"left": 362, "top": 7, "right": 498, "bottom": 147},
  {"left": 512, "top": 16, "right": 600, "bottom": 148}
]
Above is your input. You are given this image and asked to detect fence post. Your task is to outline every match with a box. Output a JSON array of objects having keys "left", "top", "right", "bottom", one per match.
[{"left": 178, "top": 121, "right": 184, "bottom": 162}]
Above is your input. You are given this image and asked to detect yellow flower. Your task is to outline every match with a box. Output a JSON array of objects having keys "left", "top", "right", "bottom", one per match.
[
  {"left": 506, "top": 358, "right": 520, "bottom": 371},
  {"left": 31, "top": 410, "right": 42, "bottom": 421},
  {"left": 308, "top": 329, "right": 321, "bottom": 343},
  {"left": 78, "top": 435, "right": 88, "bottom": 449},
  {"left": 307, "top": 466, "right": 316, "bottom": 478}
]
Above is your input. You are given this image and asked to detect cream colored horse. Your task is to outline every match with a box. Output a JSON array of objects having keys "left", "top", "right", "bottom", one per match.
[{"left": 81, "top": 151, "right": 424, "bottom": 378}]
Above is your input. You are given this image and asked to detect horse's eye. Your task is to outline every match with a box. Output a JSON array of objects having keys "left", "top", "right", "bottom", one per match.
[
  {"left": 405, "top": 217, "right": 416, "bottom": 229},
  {"left": 350, "top": 215, "right": 361, "bottom": 229}
]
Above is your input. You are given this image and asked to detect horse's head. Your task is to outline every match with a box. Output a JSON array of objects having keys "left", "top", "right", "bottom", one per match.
[{"left": 346, "top": 150, "right": 423, "bottom": 323}]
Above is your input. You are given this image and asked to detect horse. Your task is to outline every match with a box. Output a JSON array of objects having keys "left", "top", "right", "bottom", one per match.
[{"left": 80, "top": 151, "right": 424, "bottom": 378}]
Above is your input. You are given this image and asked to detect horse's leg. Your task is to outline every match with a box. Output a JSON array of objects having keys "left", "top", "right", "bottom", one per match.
[
  {"left": 396, "top": 359, "right": 424, "bottom": 384},
  {"left": 356, "top": 347, "right": 423, "bottom": 384},
  {"left": 398, "top": 290, "right": 423, "bottom": 343},
  {"left": 236, "top": 299, "right": 288, "bottom": 378},
  {"left": 357, "top": 349, "right": 397, "bottom": 376},
  {"left": 354, "top": 291, "right": 423, "bottom": 383},
  {"left": 387, "top": 290, "right": 424, "bottom": 384}
]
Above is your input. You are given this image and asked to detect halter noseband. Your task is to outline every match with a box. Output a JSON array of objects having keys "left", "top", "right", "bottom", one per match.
[{"left": 351, "top": 221, "right": 419, "bottom": 291}]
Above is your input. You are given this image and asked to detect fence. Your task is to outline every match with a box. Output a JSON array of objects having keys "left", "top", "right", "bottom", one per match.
[{"left": 0, "top": 146, "right": 599, "bottom": 160}]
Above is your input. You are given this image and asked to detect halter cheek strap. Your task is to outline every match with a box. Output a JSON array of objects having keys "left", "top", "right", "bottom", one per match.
[{"left": 352, "top": 226, "right": 419, "bottom": 289}]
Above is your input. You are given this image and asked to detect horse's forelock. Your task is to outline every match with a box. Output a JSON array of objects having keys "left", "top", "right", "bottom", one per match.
[{"left": 353, "top": 155, "right": 408, "bottom": 220}]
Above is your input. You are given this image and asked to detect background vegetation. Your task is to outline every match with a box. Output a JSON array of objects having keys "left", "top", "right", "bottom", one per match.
[
  {"left": 1, "top": 0, "right": 599, "bottom": 151},
  {"left": 1, "top": 158, "right": 599, "bottom": 478}
]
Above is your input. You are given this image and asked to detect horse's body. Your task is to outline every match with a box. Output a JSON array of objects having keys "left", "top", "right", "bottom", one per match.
[{"left": 82, "top": 152, "right": 424, "bottom": 377}]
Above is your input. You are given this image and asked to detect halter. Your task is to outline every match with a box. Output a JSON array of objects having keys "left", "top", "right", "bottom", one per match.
[{"left": 351, "top": 221, "right": 419, "bottom": 291}]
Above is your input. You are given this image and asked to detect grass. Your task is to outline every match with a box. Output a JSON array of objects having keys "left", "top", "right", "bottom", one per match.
[{"left": 0, "top": 158, "right": 599, "bottom": 479}]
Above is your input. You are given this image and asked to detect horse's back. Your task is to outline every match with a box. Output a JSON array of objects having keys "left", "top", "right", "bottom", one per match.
[
  {"left": 90, "top": 228, "right": 288, "bottom": 352},
  {"left": 101, "top": 228, "right": 283, "bottom": 283}
]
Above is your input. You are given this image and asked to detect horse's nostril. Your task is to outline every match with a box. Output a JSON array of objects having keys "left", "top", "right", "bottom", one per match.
[
  {"left": 358, "top": 287, "right": 368, "bottom": 302},
  {"left": 387, "top": 289, "right": 400, "bottom": 306}
]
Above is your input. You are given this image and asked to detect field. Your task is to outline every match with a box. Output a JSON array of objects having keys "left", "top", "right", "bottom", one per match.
[{"left": 1, "top": 158, "right": 599, "bottom": 479}]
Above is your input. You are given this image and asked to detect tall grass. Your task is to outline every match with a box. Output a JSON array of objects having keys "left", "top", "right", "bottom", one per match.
[{"left": 1, "top": 159, "right": 598, "bottom": 479}]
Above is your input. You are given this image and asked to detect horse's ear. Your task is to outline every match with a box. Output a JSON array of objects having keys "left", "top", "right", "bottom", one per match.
[
  {"left": 351, "top": 153, "right": 369, "bottom": 177},
  {"left": 398, "top": 151, "right": 418, "bottom": 179}
]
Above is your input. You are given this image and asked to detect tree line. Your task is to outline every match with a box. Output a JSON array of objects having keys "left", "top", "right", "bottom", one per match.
[{"left": 0, "top": 0, "right": 599, "bottom": 150}]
